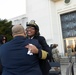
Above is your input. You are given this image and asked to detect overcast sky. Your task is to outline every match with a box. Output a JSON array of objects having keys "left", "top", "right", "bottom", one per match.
[{"left": 0, "top": 0, "right": 26, "bottom": 19}]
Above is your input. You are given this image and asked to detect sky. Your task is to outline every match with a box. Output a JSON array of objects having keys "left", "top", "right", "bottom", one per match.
[{"left": 0, "top": 0, "right": 26, "bottom": 19}]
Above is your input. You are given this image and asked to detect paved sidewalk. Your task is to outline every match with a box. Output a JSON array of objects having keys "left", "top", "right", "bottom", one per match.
[{"left": 61, "top": 63, "right": 76, "bottom": 75}]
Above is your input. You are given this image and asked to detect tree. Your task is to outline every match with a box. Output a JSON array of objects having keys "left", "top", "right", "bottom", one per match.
[{"left": 0, "top": 19, "right": 13, "bottom": 41}]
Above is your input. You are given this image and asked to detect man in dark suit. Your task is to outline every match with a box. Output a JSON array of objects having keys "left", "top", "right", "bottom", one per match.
[{"left": 0, "top": 24, "right": 42, "bottom": 75}]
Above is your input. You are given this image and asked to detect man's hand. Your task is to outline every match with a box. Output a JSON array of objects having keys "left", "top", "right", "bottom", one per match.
[{"left": 25, "top": 44, "right": 38, "bottom": 54}]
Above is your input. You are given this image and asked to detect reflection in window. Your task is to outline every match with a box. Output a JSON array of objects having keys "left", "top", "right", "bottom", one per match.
[{"left": 61, "top": 11, "right": 76, "bottom": 38}]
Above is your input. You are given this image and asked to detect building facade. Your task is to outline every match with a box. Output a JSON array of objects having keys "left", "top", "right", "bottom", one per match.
[
  {"left": 26, "top": 0, "right": 76, "bottom": 56},
  {"left": 9, "top": 14, "right": 27, "bottom": 29}
]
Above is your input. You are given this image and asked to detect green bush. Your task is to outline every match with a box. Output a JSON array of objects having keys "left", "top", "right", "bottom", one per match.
[{"left": 0, "top": 19, "right": 13, "bottom": 41}]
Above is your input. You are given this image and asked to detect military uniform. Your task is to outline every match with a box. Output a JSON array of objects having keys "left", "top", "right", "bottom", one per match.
[{"left": 26, "top": 20, "right": 52, "bottom": 75}]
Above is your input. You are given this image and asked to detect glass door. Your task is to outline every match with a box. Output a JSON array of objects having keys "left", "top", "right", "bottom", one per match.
[{"left": 64, "top": 37, "right": 76, "bottom": 56}]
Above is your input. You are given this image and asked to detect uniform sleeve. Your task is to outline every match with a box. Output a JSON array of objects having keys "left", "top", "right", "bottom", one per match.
[
  {"left": 38, "top": 36, "right": 50, "bottom": 52},
  {"left": 38, "top": 50, "right": 48, "bottom": 59},
  {"left": 34, "top": 39, "right": 48, "bottom": 59},
  {"left": 37, "top": 36, "right": 52, "bottom": 61}
]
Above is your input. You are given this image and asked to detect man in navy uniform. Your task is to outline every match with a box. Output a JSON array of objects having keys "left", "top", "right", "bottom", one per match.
[{"left": 0, "top": 24, "right": 43, "bottom": 75}]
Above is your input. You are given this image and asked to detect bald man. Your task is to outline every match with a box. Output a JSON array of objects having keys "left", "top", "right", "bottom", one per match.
[{"left": 0, "top": 24, "right": 42, "bottom": 75}]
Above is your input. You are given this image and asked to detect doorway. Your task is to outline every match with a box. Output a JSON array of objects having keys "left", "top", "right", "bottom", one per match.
[
  {"left": 64, "top": 37, "right": 76, "bottom": 56},
  {"left": 60, "top": 11, "right": 76, "bottom": 55}
]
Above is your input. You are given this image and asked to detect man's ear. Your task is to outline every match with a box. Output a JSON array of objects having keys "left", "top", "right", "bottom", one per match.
[
  {"left": 23, "top": 31, "right": 26, "bottom": 37},
  {"left": 12, "top": 34, "right": 13, "bottom": 37},
  {"left": 12, "top": 34, "right": 14, "bottom": 37}
]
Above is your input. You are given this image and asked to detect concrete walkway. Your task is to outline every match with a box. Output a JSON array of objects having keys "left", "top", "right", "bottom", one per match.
[
  {"left": 60, "top": 56, "right": 76, "bottom": 75},
  {"left": 61, "top": 63, "right": 76, "bottom": 75}
]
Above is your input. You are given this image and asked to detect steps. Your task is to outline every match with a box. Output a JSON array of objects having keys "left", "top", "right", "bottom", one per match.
[{"left": 60, "top": 56, "right": 76, "bottom": 64}]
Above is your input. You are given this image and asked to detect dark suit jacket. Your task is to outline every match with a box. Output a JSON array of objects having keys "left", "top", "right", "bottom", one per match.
[
  {"left": 30, "top": 36, "right": 51, "bottom": 75},
  {"left": 0, "top": 36, "right": 42, "bottom": 75}
]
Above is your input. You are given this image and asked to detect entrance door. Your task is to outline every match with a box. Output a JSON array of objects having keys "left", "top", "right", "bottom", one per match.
[
  {"left": 60, "top": 11, "right": 76, "bottom": 55},
  {"left": 64, "top": 37, "right": 76, "bottom": 55}
]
